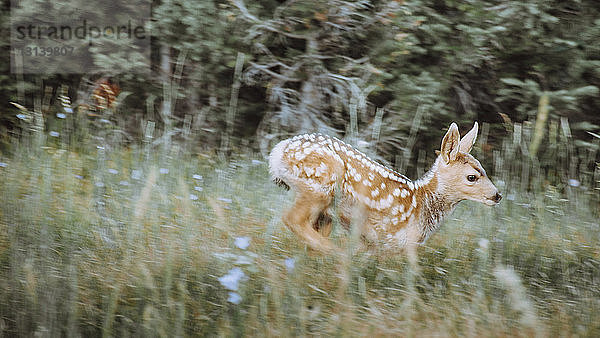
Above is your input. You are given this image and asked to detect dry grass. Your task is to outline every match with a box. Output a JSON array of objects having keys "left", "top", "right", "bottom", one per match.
[{"left": 0, "top": 140, "right": 598, "bottom": 337}]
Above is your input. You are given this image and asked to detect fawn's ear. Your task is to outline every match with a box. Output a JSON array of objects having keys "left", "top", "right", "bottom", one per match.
[
  {"left": 440, "top": 123, "right": 460, "bottom": 163},
  {"left": 459, "top": 121, "right": 478, "bottom": 154}
]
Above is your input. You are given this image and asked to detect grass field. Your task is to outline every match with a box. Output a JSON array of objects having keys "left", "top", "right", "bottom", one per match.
[{"left": 0, "top": 134, "right": 599, "bottom": 337}]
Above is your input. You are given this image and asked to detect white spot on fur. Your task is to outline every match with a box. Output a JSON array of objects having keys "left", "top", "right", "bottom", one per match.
[
  {"left": 314, "top": 162, "right": 328, "bottom": 177},
  {"left": 377, "top": 195, "right": 392, "bottom": 209},
  {"left": 371, "top": 199, "right": 379, "bottom": 210},
  {"left": 371, "top": 188, "right": 379, "bottom": 197},
  {"left": 385, "top": 194, "right": 393, "bottom": 206},
  {"left": 393, "top": 188, "right": 401, "bottom": 197},
  {"left": 304, "top": 166, "right": 315, "bottom": 177}
]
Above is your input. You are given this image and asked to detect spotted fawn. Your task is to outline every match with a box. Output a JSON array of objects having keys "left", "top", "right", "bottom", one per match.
[{"left": 269, "top": 122, "right": 502, "bottom": 252}]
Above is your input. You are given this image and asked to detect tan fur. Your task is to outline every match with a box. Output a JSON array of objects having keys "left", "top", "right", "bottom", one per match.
[{"left": 269, "top": 122, "right": 501, "bottom": 252}]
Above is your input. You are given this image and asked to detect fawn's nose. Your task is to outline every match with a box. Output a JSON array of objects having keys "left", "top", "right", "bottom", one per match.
[{"left": 492, "top": 192, "right": 502, "bottom": 203}]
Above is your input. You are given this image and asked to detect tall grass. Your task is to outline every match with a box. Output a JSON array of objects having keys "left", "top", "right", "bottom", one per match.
[{"left": 0, "top": 111, "right": 599, "bottom": 336}]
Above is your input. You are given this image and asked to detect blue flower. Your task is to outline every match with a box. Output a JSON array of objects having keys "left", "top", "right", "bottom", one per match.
[
  {"left": 227, "top": 292, "right": 242, "bottom": 304},
  {"left": 64, "top": 107, "right": 73, "bottom": 113},
  {"left": 0, "top": 162, "right": 7, "bottom": 168},
  {"left": 108, "top": 168, "right": 119, "bottom": 174},
  {"left": 56, "top": 113, "right": 66, "bottom": 119},
  {"left": 49, "top": 131, "right": 60, "bottom": 137},
  {"left": 478, "top": 238, "right": 489, "bottom": 250},
  {"left": 16, "top": 114, "right": 27, "bottom": 120},
  {"left": 218, "top": 267, "right": 245, "bottom": 291},
  {"left": 189, "top": 194, "right": 199, "bottom": 201},
  {"left": 285, "top": 258, "right": 296, "bottom": 273},
  {"left": 234, "top": 236, "right": 251, "bottom": 250},
  {"left": 194, "top": 186, "right": 203, "bottom": 192},
  {"left": 131, "top": 170, "right": 142, "bottom": 180},
  {"left": 192, "top": 174, "right": 203, "bottom": 180}
]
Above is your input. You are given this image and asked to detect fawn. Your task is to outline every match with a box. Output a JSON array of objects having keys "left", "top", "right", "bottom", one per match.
[{"left": 269, "top": 122, "right": 501, "bottom": 252}]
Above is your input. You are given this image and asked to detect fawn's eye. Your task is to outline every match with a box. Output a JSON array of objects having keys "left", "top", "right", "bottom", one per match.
[{"left": 467, "top": 175, "right": 478, "bottom": 182}]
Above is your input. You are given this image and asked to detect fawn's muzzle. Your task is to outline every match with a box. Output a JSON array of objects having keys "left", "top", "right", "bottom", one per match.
[{"left": 492, "top": 192, "right": 502, "bottom": 203}]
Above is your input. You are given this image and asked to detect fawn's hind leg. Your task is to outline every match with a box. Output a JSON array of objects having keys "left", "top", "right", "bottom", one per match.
[{"left": 283, "top": 191, "right": 335, "bottom": 252}]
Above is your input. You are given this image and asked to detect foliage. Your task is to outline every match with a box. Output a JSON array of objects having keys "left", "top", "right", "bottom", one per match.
[
  {"left": 1, "top": 0, "right": 599, "bottom": 158},
  {"left": 225, "top": 0, "right": 600, "bottom": 175}
]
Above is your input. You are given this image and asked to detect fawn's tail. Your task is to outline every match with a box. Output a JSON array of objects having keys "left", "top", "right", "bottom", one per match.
[{"left": 268, "top": 139, "right": 291, "bottom": 190}]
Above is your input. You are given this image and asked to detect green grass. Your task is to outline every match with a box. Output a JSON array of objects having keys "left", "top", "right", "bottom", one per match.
[{"left": 0, "top": 139, "right": 599, "bottom": 337}]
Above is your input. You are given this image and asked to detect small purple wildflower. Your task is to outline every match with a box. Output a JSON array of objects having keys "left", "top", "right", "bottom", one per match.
[
  {"left": 131, "top": 170, "right": 142, "bottom": 180},
  {"left": 234, "top": 237, "right": 251, "bottom": 250},
  {"left": 285, "top": 258, "right": 296, "bottom": 273},
  {"left": 218, "top": 267, "right": 245, "bottom": 291},
  {"left": 227, "top": 292, "right": 242, "bottom": 304}
]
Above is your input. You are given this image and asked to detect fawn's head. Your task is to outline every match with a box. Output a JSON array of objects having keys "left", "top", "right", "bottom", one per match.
[{"left": 435, "top": 122, "right": 502, "bottom": 206}]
